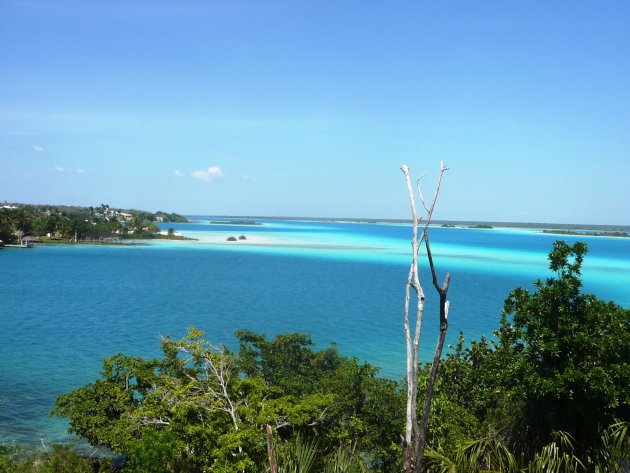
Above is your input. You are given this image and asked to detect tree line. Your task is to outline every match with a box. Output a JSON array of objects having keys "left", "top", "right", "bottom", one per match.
[{"left": 0, "top": 203, "right": 188, "bottom": 244}]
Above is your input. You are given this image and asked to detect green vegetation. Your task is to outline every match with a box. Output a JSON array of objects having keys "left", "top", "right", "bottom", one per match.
[
  {"left": 155, "top": 211, "right": 189, "bottom": 223},
  {"left": 1, "top": 241, "right": 628, "bottom": 471},
  {"left": 432, "top": 241, "right": 630, "bottom": 469},
  {"left": 468, "top": 224, "right": 493, "bottom": 229},
  {"left": 49, "top": 329, "right": 402, "bottom": 472},
  {"left": 225, "top": 235, "right": 249, "bottom": 241},
  {"left": 0, "top": 444, "right": 112, "bottom": 473},
  {"left": 423, "top": 422, "right": 629, "bottom": 472},
  {"left": 542, "top": 229, "right": 629, "bottom": 238},
  {"left": 0, "top": 203, "right": 189, "bottom": 244}
]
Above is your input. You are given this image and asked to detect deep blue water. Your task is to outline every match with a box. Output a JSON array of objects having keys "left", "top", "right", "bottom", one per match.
[{"left": 1, "top": 219, "right": 629, "bottom": 445}]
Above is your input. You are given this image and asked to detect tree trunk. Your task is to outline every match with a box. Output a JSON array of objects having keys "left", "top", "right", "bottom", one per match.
[
  {"left": 266, "top": 424, "right": 278, "bottom": 473},
  {"left": 400, "top": 163, "right": 450, "bottom": 472}
]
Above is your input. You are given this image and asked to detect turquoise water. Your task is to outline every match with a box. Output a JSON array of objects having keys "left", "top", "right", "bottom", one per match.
[{"left": 1, "top": 219, "right": 629, "bottom": 445}]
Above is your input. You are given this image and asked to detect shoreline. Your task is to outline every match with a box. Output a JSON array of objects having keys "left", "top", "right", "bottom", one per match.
[
  {"left": 180, "top": 218, "right": 630, "bottom": 243},
  {"left": 187, "top": 215, "right": 630, "bottom": 232},
  {"left": 5, "top": 219, "right": 629, "bottom": 253}
]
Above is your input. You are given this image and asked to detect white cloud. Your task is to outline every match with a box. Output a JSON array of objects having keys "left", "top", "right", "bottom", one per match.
[
  {"left": 192, "top": 166, "right": 224, "bottom": 182},
  {"left": 33, "top": 145, "right": 43, "bottom": 152},
  {"left": 242, "top": 175, "right": 257, "bottom": 182},
  {"left": 55, "top": 166, "right": 87, "bottom": 174},
  {"left": 173, "top": 170, "right": 183, "bottom": 177}
]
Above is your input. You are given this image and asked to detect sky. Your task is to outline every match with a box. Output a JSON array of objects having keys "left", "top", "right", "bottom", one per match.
[{"left": 1, "top": 1, "right": 629, "bottom": 224}]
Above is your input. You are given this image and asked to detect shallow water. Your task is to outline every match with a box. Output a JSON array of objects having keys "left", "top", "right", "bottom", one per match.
[{"left": 1, "top": 219, "right": 629, "bottom": 445}]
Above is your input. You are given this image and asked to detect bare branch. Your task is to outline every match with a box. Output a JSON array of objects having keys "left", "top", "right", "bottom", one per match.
[
  {"left": 136, "top": 417, "right": 172, "bottom": 427},
  {"left": 275, "top": 420, "right": 291, "bottom": 430},
  {"left": 400, "top": 163, "right": 451, "bottom": 473},
  {"left": 401, "top": 164, "right": 422, "bottom": 471},
  {"left": 425, "top": 233, "right": 448, "bottom": 295},
  {"left": 416, "top": 175, "right": 430, "bottom": 214}
]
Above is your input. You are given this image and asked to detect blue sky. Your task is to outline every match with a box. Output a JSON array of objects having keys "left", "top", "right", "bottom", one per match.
[{"left": 1, "top": 1, "right": 629, "bottom": 224}]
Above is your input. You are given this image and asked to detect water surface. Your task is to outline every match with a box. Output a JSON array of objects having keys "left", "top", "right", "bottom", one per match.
[{"left": 1, "top": 219, "right": 629, "bottom": 445}]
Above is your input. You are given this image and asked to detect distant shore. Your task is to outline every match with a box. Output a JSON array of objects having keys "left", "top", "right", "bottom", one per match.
[
  {"left": 209, "top": 220, "right": 262, "bottom": 226},
  {"left": 540, "top": 229, "right": 629, "bottom": 238},
  {"left": 187, "top": 215, "right": 630, "bottom": 233},
  {"left": 2, "top": 234, "right": 198, "bottom": 247}
]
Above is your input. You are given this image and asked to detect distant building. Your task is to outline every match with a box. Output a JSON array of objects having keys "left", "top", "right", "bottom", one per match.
[
  {"left": 20, "top": 236, "right": 35, "bottom": 248},
  {"left": 100, "top": 236, "right": 122, "bottom": 244}
]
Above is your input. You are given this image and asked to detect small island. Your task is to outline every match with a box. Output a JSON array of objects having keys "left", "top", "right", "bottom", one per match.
[
  {"left": 226, "top": 235, "right": 248, "bottom": 241},
  {"left": 541, "top": 229, "right": 629, "bottom": 238},
  {"left": 0, "top": 203, "right": 193, "bottom": 246},
  {"left": 210, "top": 220, "right": 262, "bottom": 225}
]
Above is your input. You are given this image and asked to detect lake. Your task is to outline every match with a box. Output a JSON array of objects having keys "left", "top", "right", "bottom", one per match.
[{"left": 1, "top": 218, "right": 629, "bottom": 445}]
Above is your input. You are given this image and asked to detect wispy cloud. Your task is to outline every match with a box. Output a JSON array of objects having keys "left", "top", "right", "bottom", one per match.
[
  {"left": 173, "top": 170, "right": 183, "bottom": 177},
  {"left": 192, "top": 166, "right": 224, "bottom": 182},
  {"left": 33, "top": 145, "right": 43, "bottom": 152},
  {"left": 1, "top": 109, "right": 346, "bottom": 135},
  {"left": 55, "top": 166, "right": 87, "bottom": 174},
  {"left": 242, "top": 175, "right": 257, "bottom": 182}
]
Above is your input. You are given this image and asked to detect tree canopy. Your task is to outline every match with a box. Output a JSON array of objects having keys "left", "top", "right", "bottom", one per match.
[
  {"left": 51, "top": 329, "right": 403, "bottom": 473},
  {"left": 0, "top": 203, "right": 188, "bottom": 243},
  {"left": 500, "top": 241, "right": 629, "bottom": 454},
  {"left": 435, "top": 241, "right": 630, "bottom": 465}
]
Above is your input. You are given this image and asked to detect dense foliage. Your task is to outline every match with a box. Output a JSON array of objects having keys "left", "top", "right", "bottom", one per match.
[
  {"left": 432, "top": 241, "right": 630, "bottom": 467},
  {"left": 0, "top": 203, "right": 188, "bottom": 243},
  {"left": 2, "top": 241, "right": 628, "bottom": 471},
  {"left": 50, "top": 329, "right": 403, "bottom": 472},
  {"left": 0, "top": 444, "right": 111, "bottom": 473}
]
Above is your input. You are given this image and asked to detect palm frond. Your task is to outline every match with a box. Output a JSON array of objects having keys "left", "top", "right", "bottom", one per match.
[
  {"left": 277, "top": 436, "right": 319, "bottom": 473},
  {"left": 422, "top": 448, "right": 458, "bottom": 473},
  {"left": 323, "top": 448, "right": 367, "bottom": 473},
  {"left": 597, "top": 421, "right": 630, "bottom": 472},
  {"left": 528, "top": 431, "right": 585, "bottom": 473}
]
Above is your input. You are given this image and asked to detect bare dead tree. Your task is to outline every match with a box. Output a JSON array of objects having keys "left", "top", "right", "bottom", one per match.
[{"left": 400, "top": 162, "right": 451, "bottom": 473}]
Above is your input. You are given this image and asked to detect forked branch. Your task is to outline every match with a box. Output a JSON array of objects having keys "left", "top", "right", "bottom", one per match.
[{"left": 400, "top": 162, "right": 450, "bottom": 473}]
